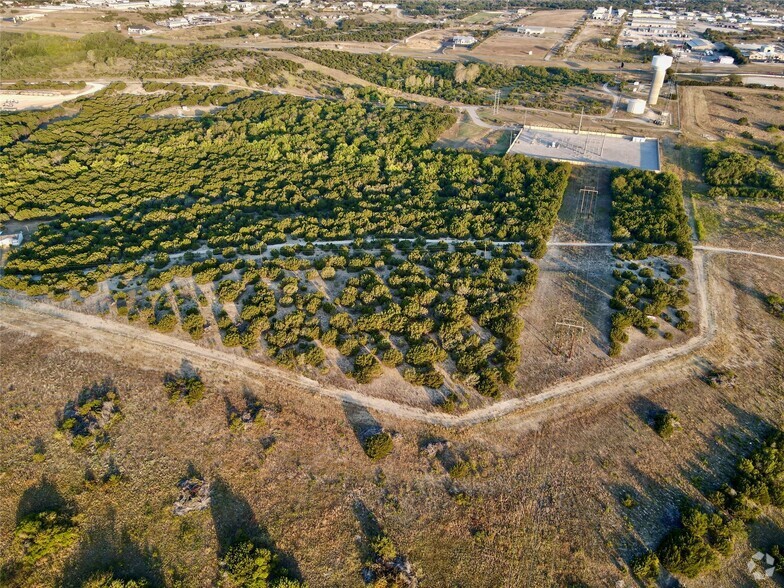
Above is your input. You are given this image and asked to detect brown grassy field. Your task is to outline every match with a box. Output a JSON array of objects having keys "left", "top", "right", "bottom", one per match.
[{"left": 1, "top": 252, "right": 782, "bottom": 587}]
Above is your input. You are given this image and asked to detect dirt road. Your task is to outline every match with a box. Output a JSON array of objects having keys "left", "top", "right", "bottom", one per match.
[{"left": 0, "top": 249, "right": 725, "bottom": 428}]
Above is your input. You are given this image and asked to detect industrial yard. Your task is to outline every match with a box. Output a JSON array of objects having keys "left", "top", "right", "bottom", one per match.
[{"left": 507, "top": 127, "right": 661, "bottom": 171}]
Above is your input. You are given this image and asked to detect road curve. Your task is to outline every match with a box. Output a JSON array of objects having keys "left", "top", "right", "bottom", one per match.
[{"left": 0, "top": 249, "right": 719, "bottom": 429}]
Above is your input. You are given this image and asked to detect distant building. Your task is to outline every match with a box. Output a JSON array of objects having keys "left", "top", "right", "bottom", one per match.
[
  {"left": 718, "top": 55, "right": 735, "bottom": 64},
  {"left": 128, "top": 25, "right": 153, "bottom": 34},
  {"left": 517, "top": 26, "right": 545, "bottom": 36},
  {"left": 0, "top": 232, "right": 23, "bottom": 248},
  {"left": 685, "top": 38, "right": 715, "bottom": 53},
  {"left": 450, "top": 35, "right": 478, "bottom": 46}
]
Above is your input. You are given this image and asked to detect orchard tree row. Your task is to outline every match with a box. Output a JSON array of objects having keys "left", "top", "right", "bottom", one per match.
[
  {"left": 113, "top": 240, "right": 538, "bottom": 399},
  {"left": 1, "top": 87, "right": 570, "bottom": 299}
]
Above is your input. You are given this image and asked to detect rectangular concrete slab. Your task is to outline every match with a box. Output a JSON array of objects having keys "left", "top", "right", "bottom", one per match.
[{"left": 507, "top": 127, "right": 660, "bottom": 171}]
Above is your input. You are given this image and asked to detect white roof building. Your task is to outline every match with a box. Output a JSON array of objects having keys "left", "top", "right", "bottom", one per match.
[
  {"left": 0, "top": 232, "right": 23, "bottom": 248},
  {"left": 451, "top": 35, "right": 478, "bottom": 46}
]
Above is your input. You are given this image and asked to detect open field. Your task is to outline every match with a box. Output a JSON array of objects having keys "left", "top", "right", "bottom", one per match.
[
  {"left": 1, "top": 252, "right": 783, "bottom": 587},
  {"left": 469, "top": 31, "right": 560, "bottom": 63},
  {"left": 432, "top": 112, "right": 509, "bottom": 153},
  {"left": 0, "top": 82, "right": 104, "bottom": 110},
  {"left": 679, "top": 85, "right": 784, "bottom": 145}
]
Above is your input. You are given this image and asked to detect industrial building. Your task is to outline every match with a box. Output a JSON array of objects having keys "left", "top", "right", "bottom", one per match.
[{"left": 517, "top": 26, "right": 545, "bottom": 36}]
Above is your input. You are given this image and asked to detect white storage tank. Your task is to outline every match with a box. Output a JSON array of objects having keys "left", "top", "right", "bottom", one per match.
[{"left": 627, "top": 98, "right": 647, "bottom": 115}]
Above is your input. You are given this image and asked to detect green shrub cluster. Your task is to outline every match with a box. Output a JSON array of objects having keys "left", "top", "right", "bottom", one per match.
[
  {"left": 709, "top": 429, "right": 784, "bottom": 521},
  {"left": 630, "top": 551, "right": 660, "bottom": 585},
  {"left": 654, "top": 411, "right": 679, "bottom": 439},
  {"left": 608, "top": 263, "right": 689, "bottom": 355},
  {"left": 765, "top": 293, "right": 784, "bottom": 320},
  {"left": 163, "top": 374, "right": 205, "bottom": 405},
  {"left": 291, "top": 48, "right": 610, "bottom": 111},
  {"left": 13, "top": 511, "right": 79, "bottom": 566},
  {"left": 219, "top": 540, "right": 284, "bottom": 587},
  {"left": 657, "top": 505, "right": 744, "bottom": 578},
  {"left": 703, "top": 149, "right": 784, "bottom": 200},
  {"left": 363, "top": 432, "right": 394, "bottom": 461},
  {"left": 57, "top": 382, "right": 122, "bottom": 452}
]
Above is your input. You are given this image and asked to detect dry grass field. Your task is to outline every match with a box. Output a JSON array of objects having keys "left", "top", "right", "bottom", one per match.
[
  {"left": 520, "top": 9, "right": 586, "bottom": 30},
  {"left": 470, "top": 31, "right": 560, "bottom": 63},
  {"left": 1, "top": 252, "right": 782, "bottom": 587}
]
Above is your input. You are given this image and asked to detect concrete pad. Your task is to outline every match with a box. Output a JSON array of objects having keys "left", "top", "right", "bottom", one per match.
[{"left": 507, "top": 127, "right": 660, "bottom": 171}]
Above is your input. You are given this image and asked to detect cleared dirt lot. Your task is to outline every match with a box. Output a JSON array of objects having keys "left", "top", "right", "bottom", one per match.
[
  {"left": 0, "top": 82, "right": 104, "bottom": 110},
  {"left": 471, "top": 31, "right": 560, "bottom": 63},
  {"left": 519, "top": 9, "right": 586, "bottom": 29}
]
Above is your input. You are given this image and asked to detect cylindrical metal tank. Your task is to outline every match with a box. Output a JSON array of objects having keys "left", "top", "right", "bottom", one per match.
[{"left": 627, "top": 98, "right": 647, "bottom": 114}]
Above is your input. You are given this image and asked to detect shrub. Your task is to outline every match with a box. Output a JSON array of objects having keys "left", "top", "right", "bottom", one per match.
[
  {"left": 381, "top": 348, "right": 403, "bottom": 367},
  {"left": 363, "top": 431, "right": 393, "bottom": 460},
  {"left": 370, "top": 533, "right": 397, "bottom": 561},
  {"left": 164, "top": 374, "right": 205, "bottom": 405},
  {"left": 352, "top": 352, "right": 383, "bottom": 383},
  {"left": 654, "top": 411, "right": 679, "bottom": 439},
  {"left": 449, "top": 459, "right": 473, "bottom": 479},
  {"left": 14, "top": 511, "right": 78, "bottom": 565},
  {"left": 82, "top": 573, "right": 149, "bottom": 588},
  {"left": 630, "top": 551, "right": 660, "bottom": 584},
  {"left": 220, "top": 540, "right": 272, "bottom": 586}
]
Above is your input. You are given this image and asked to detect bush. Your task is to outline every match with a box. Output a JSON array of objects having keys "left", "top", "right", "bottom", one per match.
[
  {"left": 352, "top": 352, "right": 383, "bottom": 383},
  {"left": 13, "top": 511, "right": 78, "bottom": 565},
  {"left": 164, "top": 374, "right": 205, "bottom": 405},
  {"left": 381, "top": 347, "right": 403, "bottom": 367},
  {"left": 630, "top": 551, "right": 660, "bottom": 584},
  {"left": 82, "top": 573, "right": 149, "bottom": 588},
  {"left": 654, "top": 411, "right": 679, "bottom": 439},
  {"left": 449, "top": 459, "right": 473, "bottom": 479},
  {"left": 220, "top": 540, "right": 272, "bottom": 586},
  {"left": 363, "top": 431, "right": 393, "bottom": 460}
]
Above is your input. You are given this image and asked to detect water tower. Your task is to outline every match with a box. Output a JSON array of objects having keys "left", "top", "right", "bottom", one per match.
[{"left": 647, "top": 54, "right": 673, "bottom": 106}]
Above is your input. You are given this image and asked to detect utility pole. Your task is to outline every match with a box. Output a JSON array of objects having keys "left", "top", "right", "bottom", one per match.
[
  {"left": 578, "top": 106, "right": 584, "bottom": 134},
  {"left": 493, "top": 89, "right": 501, "bottom": 115}
]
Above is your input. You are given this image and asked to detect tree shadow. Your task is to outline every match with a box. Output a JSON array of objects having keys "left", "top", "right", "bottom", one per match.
[
  {"left": 16, "top": 477, "right": 73, "bottom": 523},
  {"left": 210, "top": 476, "right": 302, "bottom": 581},
  {"left": 60, "top": 510, "right": 165, "bottom": 588},
  {"left": 352, "top": 498, "right": 382, "bottom": 563},
  {"left": 342, "top": 401, "right": 382, "bottom": 449},
  {"left": 628, "top": 395, "right": 667, "bottom": 434}
]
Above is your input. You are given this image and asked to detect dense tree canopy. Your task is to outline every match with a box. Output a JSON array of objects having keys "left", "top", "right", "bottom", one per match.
[
  {"left": 610, "top": 169, "right": 692, "bottom": 258},
  {"left": 291, "top": 48, "right": 611, "bottom": 111}
]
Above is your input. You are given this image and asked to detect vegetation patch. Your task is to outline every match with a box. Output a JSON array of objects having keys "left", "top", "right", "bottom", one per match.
[
  {"left": 13, "top": 510, "right": 79, "bottom": 567},
  {"left": 163, "top": 373, "right": 206, "bottom": 406},
  {"left": 291, "top": 48, "right": 610, "bottom": 111},
  {"left": 57, "top": 381, "right": 122, "bottom": 452},
  {"left": 703, "top": 149, "right": 784, "bottom": 200},
  {"left": 219, "top": 539, "right": 305, "bottom": 588},
  {"left": 610, "top": 169, "right": 692, "bottom": 258}
]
